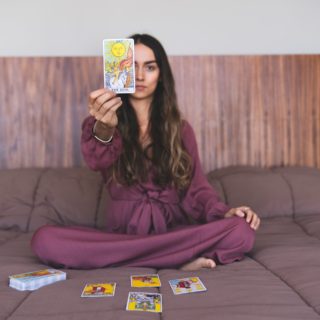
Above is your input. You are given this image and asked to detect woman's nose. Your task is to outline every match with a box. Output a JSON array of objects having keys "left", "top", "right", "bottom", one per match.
[{"left": 135, "top": 66, "right": 144, "bottom": 80}]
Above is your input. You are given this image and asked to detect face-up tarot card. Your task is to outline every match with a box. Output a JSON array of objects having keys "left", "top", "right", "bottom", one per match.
[
  {"left": 130, "top": 274, "right": 161, "bottom": 287},
  {"left": 126, "top": 292, "right": 162, "bottom": 313},
  {"left": 81, "top": 282, "right": 116, "bottom": 297},
  {"left": 103, "top": 38, "right": 135, "bottom": 93},
  {"left": 169, "top": 277, "right": 207, "bottom": 295}
]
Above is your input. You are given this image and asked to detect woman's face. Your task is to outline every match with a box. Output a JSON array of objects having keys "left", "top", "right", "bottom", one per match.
[{"left": 130, "top": 43, "right": 160, "bottom": 101}]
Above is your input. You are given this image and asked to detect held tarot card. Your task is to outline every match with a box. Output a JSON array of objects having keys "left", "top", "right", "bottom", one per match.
[{"left": 103, "top": 39, "right": 135, "bottom": 93}]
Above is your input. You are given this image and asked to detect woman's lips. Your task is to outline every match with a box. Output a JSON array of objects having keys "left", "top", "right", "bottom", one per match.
[{"left": 136, "top": 85, "right": 146, "bottom": 91}]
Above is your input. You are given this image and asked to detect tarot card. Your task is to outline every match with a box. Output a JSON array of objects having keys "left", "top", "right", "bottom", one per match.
[
  {"left": 168, "top": 277, "right": 207, "bottom": 295},
  {"left": 126, "top": 292, "right": 162, "bottom": 313},
  {"left": 9, "top": 269, "right": 66, "bottom": 291},
  {"left": 131, "top": 274, "right": 161, "bottom": 287},
  {"left": 81, "top": 282, "right": 116, "bottom": 297},
  {"left": 103, "top": 38, "right": 135, "bottom": 93}
]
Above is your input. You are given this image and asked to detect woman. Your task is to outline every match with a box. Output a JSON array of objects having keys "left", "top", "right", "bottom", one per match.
[{"left": 31, "top": 34, "right": 260, "bottom": 271}]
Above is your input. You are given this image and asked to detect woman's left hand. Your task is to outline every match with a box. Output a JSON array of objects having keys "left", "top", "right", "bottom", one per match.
[{"left": 224, "top": 206, "right": 261, "bottom": 231}]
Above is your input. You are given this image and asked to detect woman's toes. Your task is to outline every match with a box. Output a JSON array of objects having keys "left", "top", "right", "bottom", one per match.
[
  {"left": 180, "top": 257, "right": 216, "bottom": 271},
  {"left": 205, "top": 258, "right": 216, "bottom": 269}
]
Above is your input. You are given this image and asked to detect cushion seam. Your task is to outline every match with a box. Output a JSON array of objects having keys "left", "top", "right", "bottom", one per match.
[
  {"left": 251, "top": 256, "right": 320, "bottom": 316},
  {"left": 25, "top": 168, "right": 49, "bottom": 232},
  {"left": 4, "top": 291, "right": 43, "bottom": 320},
  {"left": 271, "top": 169, "right": 296, "bottom": 218},
  {"left": 0, "top": 232, "right": 24, "bottom": 248},
  {"left": 292, "top": 217, "right": 320, "bottom": 241}
]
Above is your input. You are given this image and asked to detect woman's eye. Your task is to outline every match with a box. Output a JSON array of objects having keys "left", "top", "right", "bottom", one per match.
[{"left": 146, "top": 65, "right": 156, "bottom": 71}]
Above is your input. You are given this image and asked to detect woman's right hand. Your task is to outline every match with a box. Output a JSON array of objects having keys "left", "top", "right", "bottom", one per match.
[{"left": 88, "top": 88, "right": 122, "bottom": 128}]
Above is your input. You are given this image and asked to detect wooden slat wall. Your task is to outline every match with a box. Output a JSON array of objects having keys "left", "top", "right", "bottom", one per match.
[{"left": 0, "top": 55, "right": 319, "bottom": 172}]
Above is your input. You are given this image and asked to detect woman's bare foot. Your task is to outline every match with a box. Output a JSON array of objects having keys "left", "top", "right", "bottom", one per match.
[{"left": 180, "top": 257, "right": 216, "bottom": 271}]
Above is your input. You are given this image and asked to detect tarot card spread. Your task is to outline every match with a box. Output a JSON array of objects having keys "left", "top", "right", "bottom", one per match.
[{"left": 103, "top": 39, "right": 135, "bottom": 93}]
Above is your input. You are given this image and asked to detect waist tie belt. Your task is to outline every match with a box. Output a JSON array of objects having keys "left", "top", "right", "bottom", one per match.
[{"left": 110, "top": 184, "right": 180, "bottom": 235}]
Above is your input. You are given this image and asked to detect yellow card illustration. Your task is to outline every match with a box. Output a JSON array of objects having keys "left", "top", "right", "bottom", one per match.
[
  {"left": 81, "top": 282, "right": 116, "bottom": 297},
  {"left": 126, "top": 292, "right": 162, "bottom": 313},
  {"left": 103, "top": 39, "right": 135, "bottom": 93},
  {"left": 131, "top": 274, "right": 161, "bottom": 287}
]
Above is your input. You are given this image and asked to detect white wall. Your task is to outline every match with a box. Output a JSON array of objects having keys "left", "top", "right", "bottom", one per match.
[{"left": 0, "top": 0, "right": 319, "bottom": 56}]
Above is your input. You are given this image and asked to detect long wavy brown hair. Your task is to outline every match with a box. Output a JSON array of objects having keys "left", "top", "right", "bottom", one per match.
[{"left": 113, "top": 34, "right": 192, "bottom": 190}]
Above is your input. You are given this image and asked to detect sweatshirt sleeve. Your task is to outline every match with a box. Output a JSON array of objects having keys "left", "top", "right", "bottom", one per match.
[
  {"left": 81, "top": 116, "right": 123, "bottom": 171},
  {"left": 180, "top": 121, "right": 230, "bottom": 222}
]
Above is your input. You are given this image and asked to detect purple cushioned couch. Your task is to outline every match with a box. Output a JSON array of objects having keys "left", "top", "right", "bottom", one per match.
[{"left": 1, "top": 166, "right": 320, "bottom": 320}]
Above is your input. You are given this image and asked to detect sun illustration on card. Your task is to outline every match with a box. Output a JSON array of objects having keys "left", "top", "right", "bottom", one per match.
[{"left": 111, "top": 42, "right": 126, "bottom": 57}]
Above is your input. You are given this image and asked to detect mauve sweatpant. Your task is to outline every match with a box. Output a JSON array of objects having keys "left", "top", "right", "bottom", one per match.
[{"left": 31, "top": 216, "right": 255, "bottom": 269}]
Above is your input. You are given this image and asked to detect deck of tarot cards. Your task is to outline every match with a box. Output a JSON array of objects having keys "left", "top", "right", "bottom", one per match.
[{"left": 9, "top": 269, "right": 66, "bottom": 291}]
